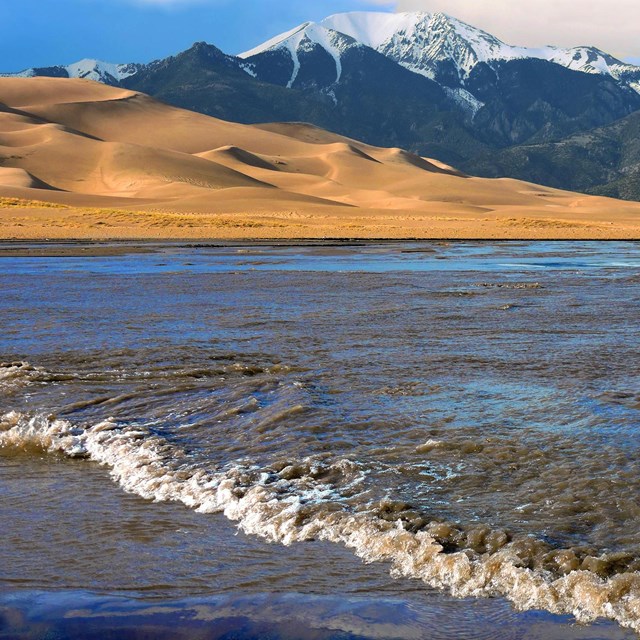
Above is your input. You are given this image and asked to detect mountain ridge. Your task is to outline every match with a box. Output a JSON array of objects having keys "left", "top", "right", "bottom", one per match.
[
  {"left": 7, "top": 11, "right": 640, "bottom": 100},
  {"left": 319, "top": 11, "right": 640, "bottom": 92},
  {"left": 4, "top": 10, "right": 640, "bottom": 199},
  {"left": 1, "top": 59, "right": 144, "bottom": 85}
]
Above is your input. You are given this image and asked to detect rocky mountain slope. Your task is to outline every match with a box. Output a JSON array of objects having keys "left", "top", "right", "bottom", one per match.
[{"left": 466, "top": 109, "right": 640, "bottom": 201}]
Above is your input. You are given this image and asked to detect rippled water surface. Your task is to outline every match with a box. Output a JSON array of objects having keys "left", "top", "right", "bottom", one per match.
[{"left": 1, "top": 241, "right": 639, "bottom": 638}]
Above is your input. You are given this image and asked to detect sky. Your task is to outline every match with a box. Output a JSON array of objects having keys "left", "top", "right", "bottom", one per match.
[{"left": 1, "top": 0, "right": 639, "bottom": 72}]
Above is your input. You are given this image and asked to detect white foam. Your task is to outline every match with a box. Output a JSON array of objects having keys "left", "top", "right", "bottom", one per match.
[
  {"left": 0, "top": 362, "right": 47, "bottom": 391},
  {"left": 3, "top": 410, "right": 640, "bottom": 633}
]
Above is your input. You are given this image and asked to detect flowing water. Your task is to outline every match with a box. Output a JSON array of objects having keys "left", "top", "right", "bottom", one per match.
[{"left": 1, "top": 241, "right": 640, "bottom": 638}]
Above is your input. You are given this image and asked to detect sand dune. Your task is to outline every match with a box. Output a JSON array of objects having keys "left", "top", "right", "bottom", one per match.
[
  {"left": 0, "top": 167, "right": 55, "bottom": 190},
  {"left": 1, "top": 76, "right": 639, "bottom": 240},
  {"left": 200, "top": 146, "right": 281, "bottom": 172}
]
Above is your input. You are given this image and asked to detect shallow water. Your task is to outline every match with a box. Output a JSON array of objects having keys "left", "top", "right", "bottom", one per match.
[{"left": 1, "top": 241, "right": 639, "bottom": 637}]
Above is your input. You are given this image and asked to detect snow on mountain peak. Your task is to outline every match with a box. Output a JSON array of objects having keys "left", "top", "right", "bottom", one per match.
[
  {"left": 320, "top": 10, "right": 640, "bottom": 85},
  {"left": 65, "top": 59, "right": 139, "bottom": 82},
  {"left": 238, "top": 22, "right": 312, "bottom": 60},
  {"left": 1, "top": 59, "right": 141, "bottom": 84},
  {"left": 321, "top": 11, "right": 506, "bottom": 79},
  {"left": 239, "top": 22, "right": 359, "bottom": 88},
  {"left": 320, "top": 11, "right": 425, "bottom": 49}
]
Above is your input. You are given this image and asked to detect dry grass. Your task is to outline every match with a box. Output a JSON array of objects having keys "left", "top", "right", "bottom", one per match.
[
  {"left": 0, "top": 198, "right": 286, "bottom": 229},
  {"left": 501, "top": 217, "right": 594, "bottom": 229},
  {"left": 76, "top": 208, "right": 284, "bottom": 228},
  {"left": 0, "top": 197, "right": 68, "bottom": 209}
]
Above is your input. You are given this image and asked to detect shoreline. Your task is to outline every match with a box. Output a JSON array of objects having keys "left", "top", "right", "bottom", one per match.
[
  {"left": 3, "top": 229, "right": 640, "bottom": 242},
  {"left": 1, "top": 237, "right": 639, "bottom": 259}
]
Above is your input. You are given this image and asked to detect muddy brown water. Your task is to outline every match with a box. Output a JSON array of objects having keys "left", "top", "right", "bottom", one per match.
[{"left": 1, "top": 241, "right": 639, "bottom": 638}]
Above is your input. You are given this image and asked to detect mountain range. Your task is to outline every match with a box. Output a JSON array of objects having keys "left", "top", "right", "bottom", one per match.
[{"left": 4, "top": 11, "right": 640, "bottom": 200}]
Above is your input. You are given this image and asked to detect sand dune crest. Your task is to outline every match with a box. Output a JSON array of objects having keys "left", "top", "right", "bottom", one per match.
[
  {"left": 200, "top": 146, "right": 281, "bottom": 172},
  {"left": 0, "top": 167, "right": 56, "bottom": 190}
]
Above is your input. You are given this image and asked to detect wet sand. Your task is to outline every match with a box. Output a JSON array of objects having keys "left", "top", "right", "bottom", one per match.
[
  {"left": 0, "top": 237, "right": 637, "bottom": 260},
  {"left": 0, "top": 240, "right": 391, "bottom": 258}
]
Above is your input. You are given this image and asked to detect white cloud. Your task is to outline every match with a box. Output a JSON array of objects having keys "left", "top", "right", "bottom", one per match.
[{"left": 393, "top": 0, "right": 640, "bottom": 59}]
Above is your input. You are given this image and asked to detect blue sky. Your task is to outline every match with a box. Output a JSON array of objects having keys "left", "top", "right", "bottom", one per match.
[
  {"left": 2, "top": 0, "right": 639, "bottom": 71},
  {"left": 0, "top": 0, "right": 394, "bottom": 72}
]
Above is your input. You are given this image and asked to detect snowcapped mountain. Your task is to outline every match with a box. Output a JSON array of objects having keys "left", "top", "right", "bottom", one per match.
[
  {"left": 319, "top": 11, "right": 640, "bottom": 92},
  {"left": 4, "top": 10, "right": 640, "bottom": 199},
  {"left": 238, "top": 11, "right": 640, "bottom": 94},
  {"left": 239, "top": 22, "right": 361, "bottom": 89},
  {"left": 6, "top": 11, "right": 640, "bottom": 96},
  {"left": 1, "top": 59, "right": 143, "bottom": 85},
  {"left": 235, "top": 12, "right": 640, "bottom": 121},
  {"left": 66, "top": 60, "right": 143, "bottom": 83}
]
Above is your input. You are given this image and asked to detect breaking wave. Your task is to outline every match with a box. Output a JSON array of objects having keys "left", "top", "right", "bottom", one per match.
[
  {"left": 0, "top": 361, "right": 48, "bottom": 391},
  {"left": 3, "top": 410, "right": 640, "bottom": 634}
]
